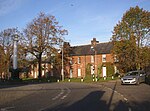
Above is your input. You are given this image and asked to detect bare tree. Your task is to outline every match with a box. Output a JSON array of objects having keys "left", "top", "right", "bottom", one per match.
[{"left": 24, "top": 12, "right": 67, "bottom": 78}]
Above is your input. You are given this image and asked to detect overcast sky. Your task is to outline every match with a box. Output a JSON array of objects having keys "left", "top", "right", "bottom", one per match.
[{"left": 0, "top": 0, "right": 149, "bottom": 46}]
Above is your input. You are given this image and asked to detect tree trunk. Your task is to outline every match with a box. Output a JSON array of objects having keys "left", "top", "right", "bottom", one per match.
[
  {"left": 38, "top": 53, "right": 42, "bottom": 79},
  {"left": 137, "top": 36, "right": 141, "bottom": 70}
]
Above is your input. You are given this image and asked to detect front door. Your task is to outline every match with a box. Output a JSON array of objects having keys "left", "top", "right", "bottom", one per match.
[
  {"left": 91, "top": 65, "right": 94, "bottom": 75},
  {"left": 102, "top": 67, "right": 106, "bottom": 77},
  {"left": 78, "top": 69, "right": 81, "bottom": 77}
]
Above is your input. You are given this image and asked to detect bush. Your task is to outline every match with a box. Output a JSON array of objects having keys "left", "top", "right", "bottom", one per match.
[{"left": 86, "top": 63, "right": 92, "bottom": 75}]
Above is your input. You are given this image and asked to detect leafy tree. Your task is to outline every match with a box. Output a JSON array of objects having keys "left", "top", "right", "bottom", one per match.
[
  {"left": 111, "top": 6, "right": 150, "bottom": 72},
  {"left": 140, "top": 46, "right": 150, "bottom": 70},
  {"left": 62, "top": 42, "right": 71, "bottom": 68},
  {"left": 24, "top": 12, "right": 67, "bottom": 78},
  {"left": 105, "top": 62, "right": 115, "bottom": 77},
  {"left": 0, "top": 45, "right": 5, "bottom": 78},
  {"left": 0, "top": 28, "right": 16, "bottom": 78},
  {"left": 0, "top": 28, "right": 26, "bottom": 79},
  {"left": 17, "top": 44, "right": 29, "bottom": 67},
  {"left": 86, "top": 63, "right": 92, "bottom": 75},
  {"left": 49, "top": 42, "right": 71, "bottom": 78},
  {"left": 97, "top": 64, "right": 102, "bottom": 76}
]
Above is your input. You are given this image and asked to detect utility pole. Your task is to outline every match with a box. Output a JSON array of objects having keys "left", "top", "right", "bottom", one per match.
[{"left": 61, "top": 41, "right": 64, "bottom": 81}]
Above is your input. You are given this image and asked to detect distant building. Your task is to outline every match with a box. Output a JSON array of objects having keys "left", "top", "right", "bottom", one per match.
[{"left": 66, "top": 38, "right": 117, "bottom": 78}]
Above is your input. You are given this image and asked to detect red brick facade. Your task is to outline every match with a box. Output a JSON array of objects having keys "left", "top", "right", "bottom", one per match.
[
  {"left": 66, "top": 38, "right": 116, "bottom": 78},
  {"left": 67, "top": 54, "right": 114, "bottom": 78}
]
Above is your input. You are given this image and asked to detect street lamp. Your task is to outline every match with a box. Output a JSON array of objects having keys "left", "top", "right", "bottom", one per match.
[
  {"left": 61, "top": 41, "right": 64, "bottom": 81},
  {"left": 91, "top": 46, "right": 97, "bottom": 81}
]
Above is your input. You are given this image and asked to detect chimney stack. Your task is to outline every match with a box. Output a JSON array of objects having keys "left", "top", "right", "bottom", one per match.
[{"left": 91, "top": 38, "right": 99, "bottom": 46}]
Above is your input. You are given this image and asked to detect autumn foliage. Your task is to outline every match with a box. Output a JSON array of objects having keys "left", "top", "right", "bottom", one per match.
[
  {"left": 111, "top": 6, "right": 150, "bottom": 73},
  {"left": 24, "top": 12, "right": 67, "bottom": 78}
]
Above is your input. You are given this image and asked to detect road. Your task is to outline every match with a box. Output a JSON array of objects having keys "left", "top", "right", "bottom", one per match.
[
  {"left": 0, "top": 81, "right": 149, "bottom": 111},
  {"left": 100, "top": 81, "right": 150, "bottom": 111}
]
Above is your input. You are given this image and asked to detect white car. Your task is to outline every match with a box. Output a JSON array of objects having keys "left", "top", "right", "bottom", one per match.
[{"left": 121, "top": 70, "right": 146, "bottom": 85}]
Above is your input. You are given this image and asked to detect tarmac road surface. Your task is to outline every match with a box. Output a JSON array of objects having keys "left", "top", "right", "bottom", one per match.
[{"left": 0, "top": 81, "right": 148, "bottom": 111}]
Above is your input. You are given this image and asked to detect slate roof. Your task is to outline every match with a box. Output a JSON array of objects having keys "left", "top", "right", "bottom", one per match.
[{"left": 70, "top": 42, "right": 113, "bottom": 56}]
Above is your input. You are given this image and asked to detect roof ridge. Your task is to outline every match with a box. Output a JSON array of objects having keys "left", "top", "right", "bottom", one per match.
[
  {"left": 70, "top": 41, "right": 113, "bottom": 56},
  {"left": 97, "top": 41, "right": 111, "bottom": 44},
  {"left": 71, "top": 44, "right": 91, "bottom": 47},
  {"left": 71, "top": 41, "right": 111, "bottom": 47}
]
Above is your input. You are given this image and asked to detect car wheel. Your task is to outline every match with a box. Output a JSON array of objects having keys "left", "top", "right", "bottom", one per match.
[{"left": 136, "top": 80, "right": 140, "bottom": 85}]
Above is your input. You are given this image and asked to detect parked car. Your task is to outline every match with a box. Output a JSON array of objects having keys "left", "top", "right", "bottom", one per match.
[{"left": 121, "top": 70, "right": 146, "bottom": 85}]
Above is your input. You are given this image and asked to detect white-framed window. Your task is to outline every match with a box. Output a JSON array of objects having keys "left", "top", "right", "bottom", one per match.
[
  {"left": 70, "top": 57, "right": 73, "bottom": 64},
  {"left": 91, "top": 55, "right": 94, "bottom": 63},
  {"left": 70, "top": 69, "right": 73, "bottom": 78},
  {"left": 114, "top": 55, "right": 119, "bottom": 62},
  {"left": 78, "top": 57, "right": 81, "bottom": 64},
  {"left": 102, "top": 54, "right": 106, "bottom": 62}
]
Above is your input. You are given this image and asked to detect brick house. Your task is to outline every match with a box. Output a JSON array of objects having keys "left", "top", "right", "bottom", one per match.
[
  {"left": 66, "top": 38, "right": 117, "bottom": 78},
  {"left": 26, "top": 38, "right": 117, "bottom": 79},
  {"left": 29, "top": 60, "right": 60, "bottom": 79}
]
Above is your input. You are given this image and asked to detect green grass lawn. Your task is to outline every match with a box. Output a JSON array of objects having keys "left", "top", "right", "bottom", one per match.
[
  {"left": 1, "top": 76, "right": 119, "bottom": 85},
  {"left": 22, "top": 77, "right": 58, "bottom": 83},
  {"left": 63, "top": 76, "right": 119, "bottom": 83}
]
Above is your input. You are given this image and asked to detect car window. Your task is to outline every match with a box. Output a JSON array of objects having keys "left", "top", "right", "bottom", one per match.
[{"left": 126, "top": 72, "right": 138, "bottom": 76}]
